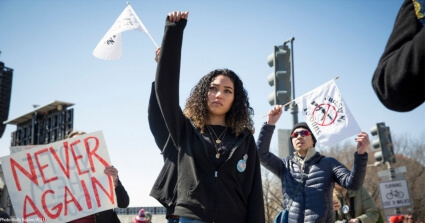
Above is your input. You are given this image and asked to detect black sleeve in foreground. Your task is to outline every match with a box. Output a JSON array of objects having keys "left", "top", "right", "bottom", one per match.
[
  {"left": 155, "top": 16, "right": 187, "bottom": 148},
  {"left": 372, "top": 0, "right": 425, "bottom": 112}
]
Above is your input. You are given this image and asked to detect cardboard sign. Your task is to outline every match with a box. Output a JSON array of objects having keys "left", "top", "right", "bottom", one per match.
[
  {"left": 0, "top": 131, "right": 116, "bottom": 222},
  {"left": 10, "top": 145, "right": 37, "bottom": 154}
]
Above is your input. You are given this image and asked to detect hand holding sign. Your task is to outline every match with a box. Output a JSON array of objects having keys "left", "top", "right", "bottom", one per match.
[{"left": 0, "top": 131, "right": 120, "bottom": 222}]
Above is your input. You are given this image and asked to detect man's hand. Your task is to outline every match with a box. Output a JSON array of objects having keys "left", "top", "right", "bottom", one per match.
[
  {"left": 266, "top": 105, "right": 283, "bottom": 126},
  {"left": 355, "top": 132, "right": 370, "bottom": 154}
]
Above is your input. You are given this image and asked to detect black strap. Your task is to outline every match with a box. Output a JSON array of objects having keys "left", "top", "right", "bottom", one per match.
[
  {"left": 286, "top": 173, "right": 307, "bottom": 209},
  {"left": 349, "top": 197, "right": 355, "bottom": 219},
  {"left": 285, "top": 155, "right": 322, "bottom": 210}
]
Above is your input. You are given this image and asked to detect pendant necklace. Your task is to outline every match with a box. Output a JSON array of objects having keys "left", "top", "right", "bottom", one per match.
[{"left": 206, "top": 125, "right": 227, "bottom": 159}]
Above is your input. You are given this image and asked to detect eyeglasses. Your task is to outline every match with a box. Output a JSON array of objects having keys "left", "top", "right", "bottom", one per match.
[
  {"left": 291, "top": 130, "right": 310, "bottom": 138},
  {"left": 406, "top": 217, "right": 414, "bottom": 220}
]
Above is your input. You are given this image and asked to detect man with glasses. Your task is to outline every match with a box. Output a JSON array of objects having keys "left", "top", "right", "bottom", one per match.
[{"left": 257, "top": 105, "right": 370, "bottom": 222}]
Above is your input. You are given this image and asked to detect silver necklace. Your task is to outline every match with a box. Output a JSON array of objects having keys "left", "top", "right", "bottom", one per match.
[{"left": 206, "top": 125, "right": 227, "bottom": 159}]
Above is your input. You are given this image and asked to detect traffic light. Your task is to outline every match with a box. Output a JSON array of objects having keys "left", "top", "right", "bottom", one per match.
[
  {"left": 370, "top": 122, "right": 396, "bottom": 165},
  {"left": 267, "top": 44, "right": 291, "bottom": 107}
]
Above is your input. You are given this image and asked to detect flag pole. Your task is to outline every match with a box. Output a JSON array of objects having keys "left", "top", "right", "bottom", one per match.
[
  {"left": 138, "top": 21, "right": 159, "bottom": 48},
  {"left": 145, "top": 30, "right": 159, "bottom": 48},
  {"left": 127, "top": 2, "right": 159, "bottom": 48},
  {"left": 262, "top": 76, "right": 340, "bottom": 118}
]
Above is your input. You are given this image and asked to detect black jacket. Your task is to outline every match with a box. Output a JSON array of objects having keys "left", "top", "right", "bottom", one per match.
[
  {"left": 154, "top": 16, "right": 265, "bottom": 223},
  {"left": 372, "top": 0, "right": 425, "bottom": 111},
  {"left": 148, "top": 82, "right": 178, "bottom": 218},
  {"left": 257, "top": 123, "right": 368, "bottom": 223}
]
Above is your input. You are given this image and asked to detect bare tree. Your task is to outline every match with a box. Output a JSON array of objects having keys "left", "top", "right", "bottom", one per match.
[
  {"left": 391, "top": 132, "right": 425, "bottom": 221},
  {"left": 321, "top": 132, "right": 425, "bottom": 221},
  {"left": 262, "top": 168, "right": 284, "bottom": 223}
]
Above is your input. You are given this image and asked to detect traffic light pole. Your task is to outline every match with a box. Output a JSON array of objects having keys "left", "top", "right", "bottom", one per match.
[
  {"left": 284, "top": 37, "right": 298, "bottom": 126},
  {"left": 387, "top": 162, "right": 402, "bottom": 215},
  {"left": 372, "top": 123, "right": 408, "bottom": 216}
]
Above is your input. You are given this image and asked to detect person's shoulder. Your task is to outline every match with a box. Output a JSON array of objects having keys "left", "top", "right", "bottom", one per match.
[
  {"left": 319, "top": 155, "right": 333, "bottom": 160},
  {"left": 317, "top": 154, "right": 339, "bottom": 165},
  {"left": 240, "top": 127, "right": 254, "bottom": 138},
  {"left": 311, "top": 151, "right": 325, "bottom": 159}
]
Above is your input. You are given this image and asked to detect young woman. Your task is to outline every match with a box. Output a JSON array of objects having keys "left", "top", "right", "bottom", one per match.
[
  {"left": 154, "top": 11, "right": 265, "bottom": 223},
  {"left": 258, "top": 105, "right": 369, "bottom": 223}
]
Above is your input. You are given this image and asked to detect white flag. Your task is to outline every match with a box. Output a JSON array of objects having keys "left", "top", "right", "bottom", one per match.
[
  {"left": 294, "top": 79, "right": 361, "bottom": 146},
  {"left": 93, "top": 4, "right": 148, "bottom": 60}
]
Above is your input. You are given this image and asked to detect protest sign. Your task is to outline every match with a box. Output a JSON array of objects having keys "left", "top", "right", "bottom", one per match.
[
  {"left": 10, "top": 145, "right": 37, "bottom": 154},
  {"left": 0, "top": 131, "right": 116, "bottom": 222}
]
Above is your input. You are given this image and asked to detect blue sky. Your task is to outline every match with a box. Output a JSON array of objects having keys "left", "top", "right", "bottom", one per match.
[{"left": 1, "top": 0, "right": 424, "bottom": 207}]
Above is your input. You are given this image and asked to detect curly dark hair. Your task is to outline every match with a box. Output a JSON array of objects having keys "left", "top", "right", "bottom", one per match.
[{"left": 183, "top": 69, "right": 254, "bottom": 136}]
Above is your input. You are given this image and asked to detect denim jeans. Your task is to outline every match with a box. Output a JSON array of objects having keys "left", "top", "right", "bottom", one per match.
[{"left": 179, "top": 217, "right": 207, "bottom": 223}]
